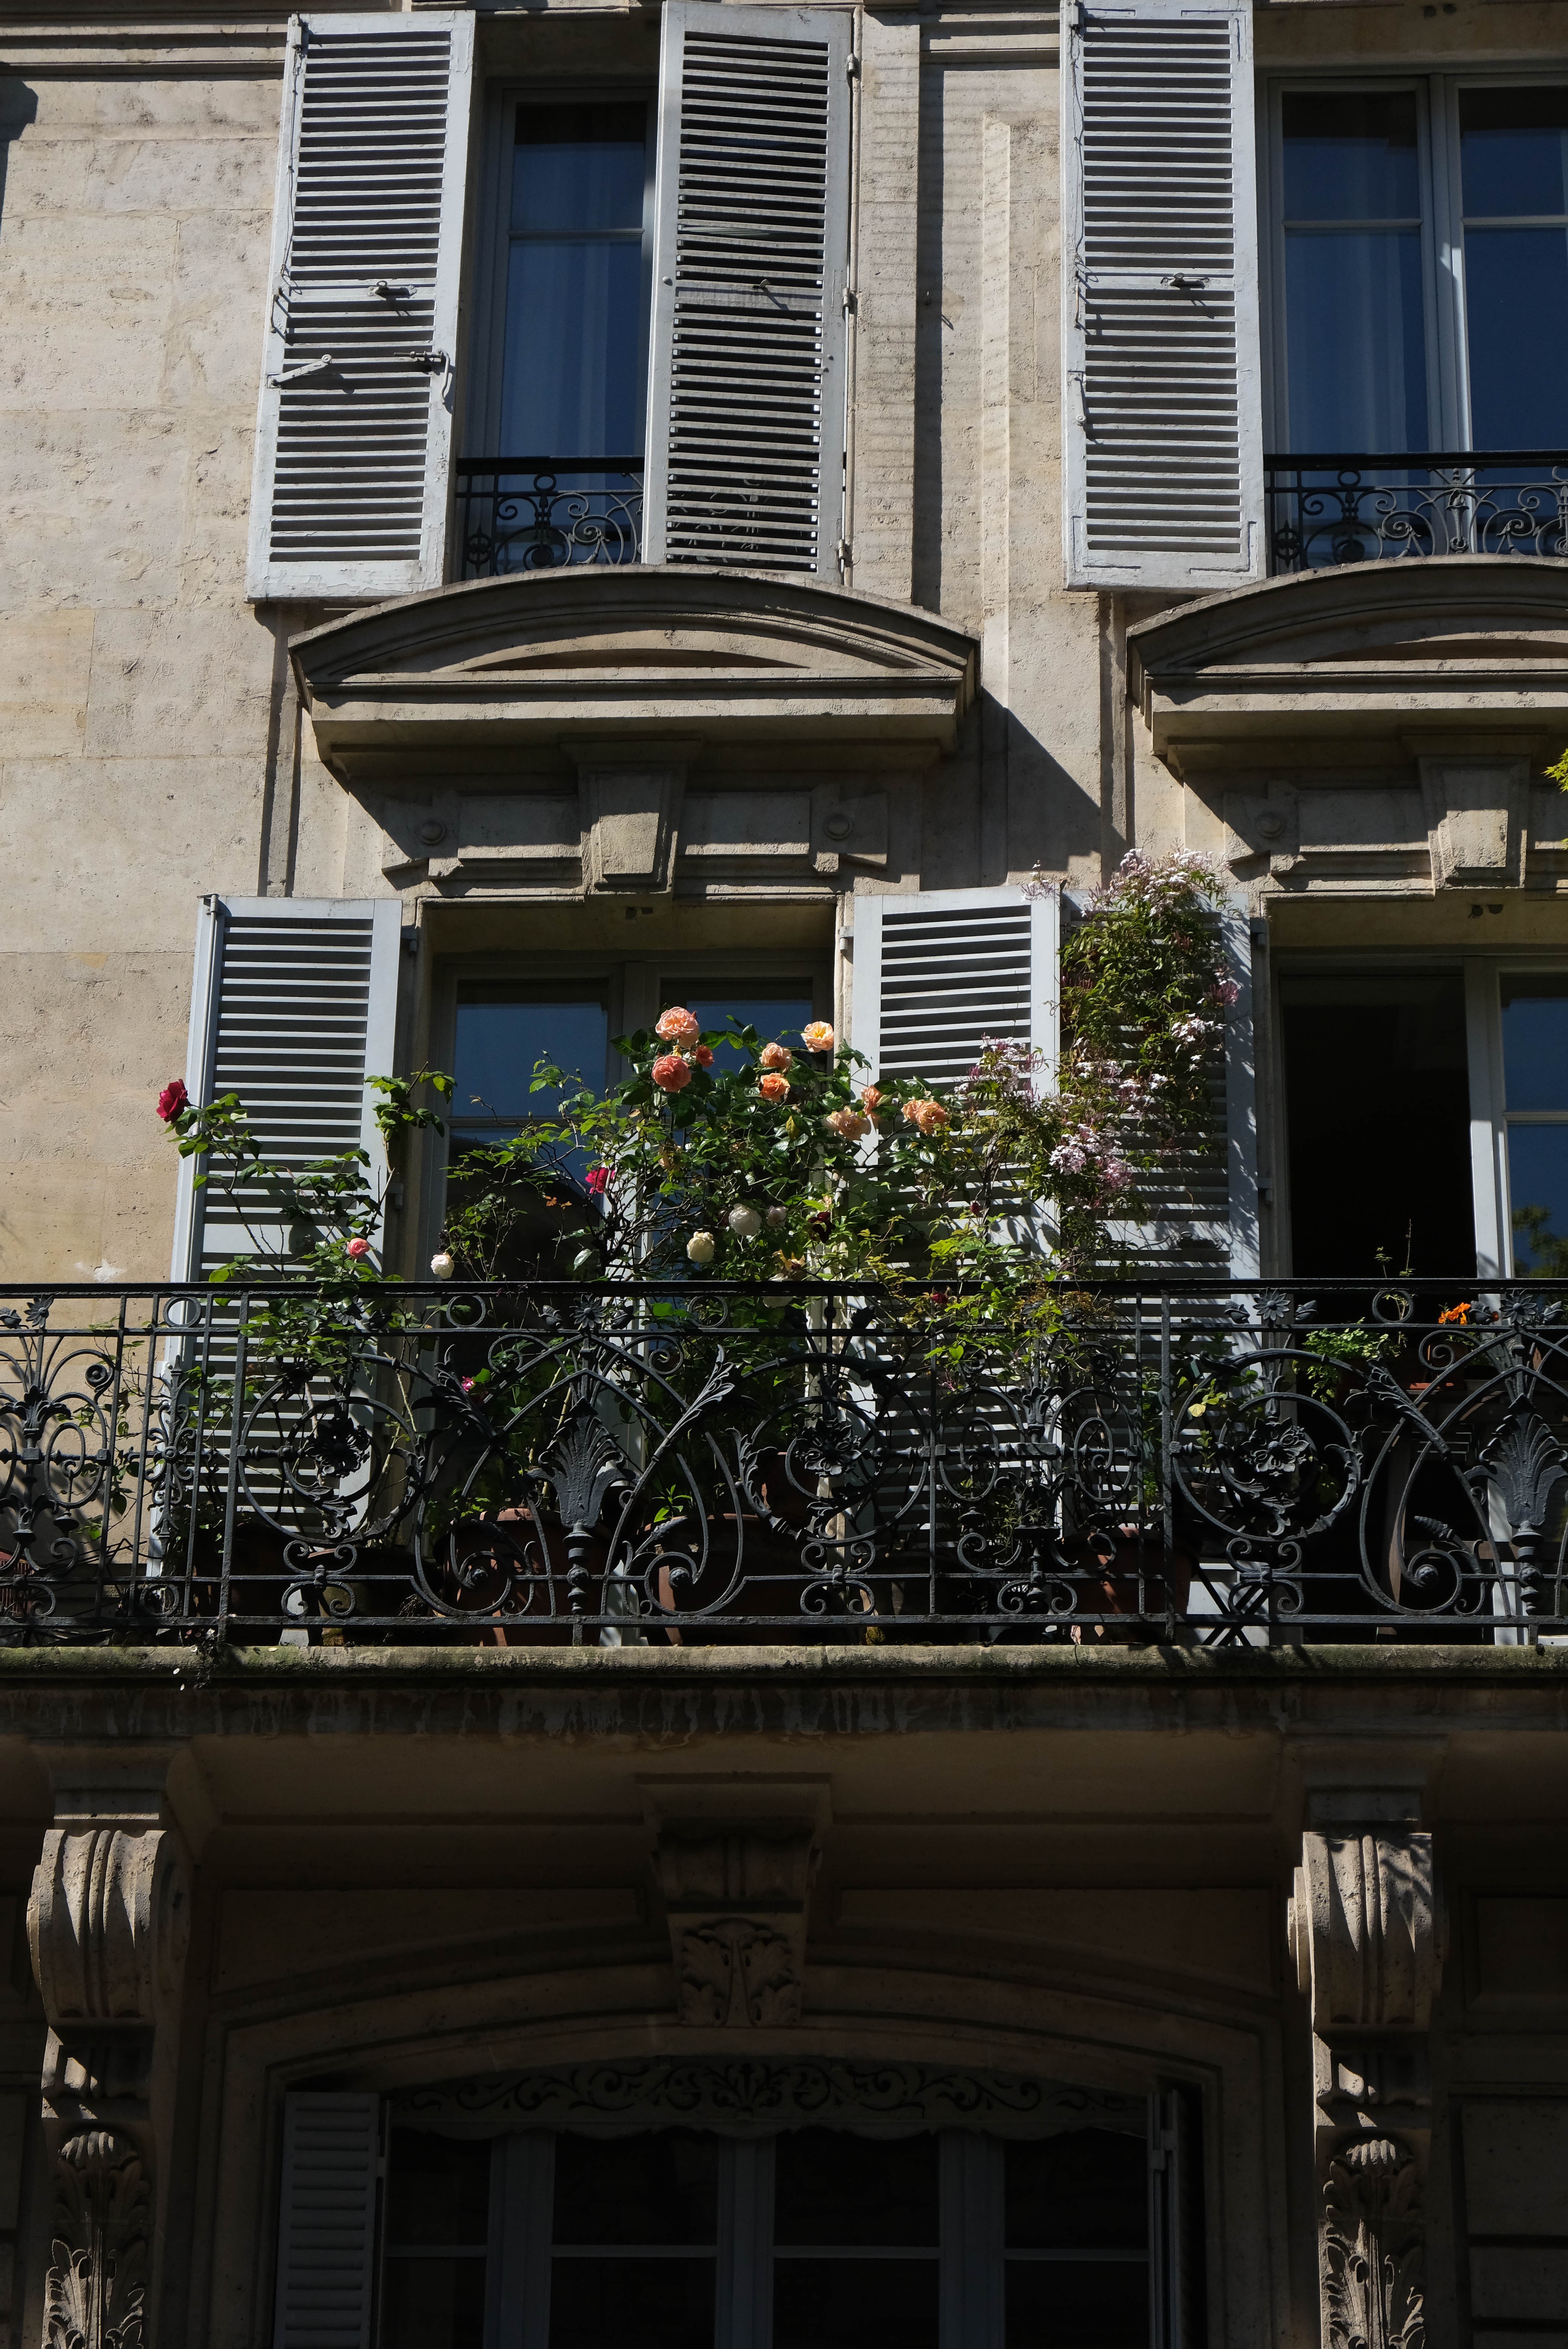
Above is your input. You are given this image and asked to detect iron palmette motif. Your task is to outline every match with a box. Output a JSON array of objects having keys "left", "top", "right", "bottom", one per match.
[{"left": 0, "top": 1282, "right": 1564, "bottom": 1642}]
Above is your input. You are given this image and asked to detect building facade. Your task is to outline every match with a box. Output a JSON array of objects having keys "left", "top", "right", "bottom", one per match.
[{"left": 0, "top": 0, "right": 1566, "bottom": 2346}]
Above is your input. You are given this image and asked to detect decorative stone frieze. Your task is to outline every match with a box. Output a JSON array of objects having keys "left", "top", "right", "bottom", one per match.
[
  {"left": 28, "top": 1772, "right": 192, "bottom": 2349},
  {"left": 1289, "top": 1781, "right": 1444, "bottom": 2349}
]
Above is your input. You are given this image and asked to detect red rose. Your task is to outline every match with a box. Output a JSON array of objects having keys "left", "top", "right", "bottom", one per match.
[{"left": 156, "top": 1079, "right": 188, "bottom": 1123}]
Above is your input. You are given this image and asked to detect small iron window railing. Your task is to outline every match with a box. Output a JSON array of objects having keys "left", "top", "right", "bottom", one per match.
[
  {"left": 456, "top": 457, "right": 644, "bottom": 576},
  {"left": 1265, "top": 452, "right": 1568, "bottom": 573}
]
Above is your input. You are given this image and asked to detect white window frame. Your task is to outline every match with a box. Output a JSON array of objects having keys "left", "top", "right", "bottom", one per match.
[
  {"left": 1262, "top": 69, "right": 1568, "bottom": 455},
  {"left": 1466, "top": 956, "right": 1568, "bottom": 1280}
]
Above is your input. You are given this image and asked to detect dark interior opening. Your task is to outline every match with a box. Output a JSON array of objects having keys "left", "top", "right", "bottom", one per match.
[{"left": 1280, "top": 971, "right": 1476, "bottom": 1277}]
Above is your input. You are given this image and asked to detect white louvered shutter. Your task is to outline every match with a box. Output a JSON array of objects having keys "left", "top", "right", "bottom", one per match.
[
  {"left": 1061, "top": 0, "right": 1263, "bottom": 591},
  {"left": 851, "top": 888, "right": 1058, "bottom": 1088},
  {"left": 247, "top": 12, "right": 475, "bottom": 602},
  {"left": 1101, "top": 905, "right": 1259, "bottom": 1277},
  {"left": 170, "top": 897, "right": 401, "bottom": 1283},
  {"left": 273, "top": 2093, "right": 381, "bottom": 2349},
  {"left": 643, "top": 0, "right": 853, "bottom": 578}
]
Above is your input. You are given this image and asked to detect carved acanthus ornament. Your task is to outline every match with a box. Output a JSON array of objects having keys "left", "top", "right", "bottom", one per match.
[
  {"left": 1289, "top": 1801, "right": 1445, "bottom": 2349},
  {"left": 652, "top": 1819, "right": 819, "bottom": 2028},
  {"left": 28, "top": 1779, "right": 191, "bottom": 2349}
]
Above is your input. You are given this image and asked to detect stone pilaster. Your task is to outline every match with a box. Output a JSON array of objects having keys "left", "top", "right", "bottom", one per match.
[
  {"left": 1288, "top": 1782, "right": 1446, "bottom": 2349},
  {"left": 27, "top": 1759, "right": 194, "bottom": 2349}
]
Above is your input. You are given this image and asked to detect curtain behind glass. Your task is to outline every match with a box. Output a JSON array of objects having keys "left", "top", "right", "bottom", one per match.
[
  {"left": 1461, "top": 87, "right": 1568, "bottom": 450},
  {"left": 499, "top": 101, "right": 648, "bottom": 460},
  {"left": 1282, "top": 92, "right": 1429, "bottom": 452}
]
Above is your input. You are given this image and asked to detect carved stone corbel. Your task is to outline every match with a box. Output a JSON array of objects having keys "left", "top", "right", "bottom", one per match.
[
  {"left": 654, "top": 1821, "right": 819, "bottom": 2027},
  {"left": 28, "top": 1769, "right": 193, "bottom": 2349},
  {"left": 1288, "top": 1787, "right": 1445, "bottom": 2349}
]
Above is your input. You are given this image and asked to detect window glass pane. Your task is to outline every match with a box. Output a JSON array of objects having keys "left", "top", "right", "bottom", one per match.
[
  {"left": 1004, "top": 2129, "right": 1148, "bottom": 2252},
  {"left": 1004, "top": 2259, "right": 1149, "bottom": 2349},
  {"left": 513, "top": 102, "right": 647, "bottom": 233},
  {"left": 1508, "top": 1126, "right": 1568, "bottom": 1274},
  {"left": 1463, "top": 228, "right": 1568, "bottom": 447},
  {"left": 1502, "top": 978, "right": 1568, "bottom": 1109},
  {"left": 500, "top": 240, "right": 645, "bottom": 456},
  {"left": 385, "top": 2129, "right": 490, "bottom": 2246},
  {"left": 451, "top": 1000, "right": 609, "bottom": 1139},
  {"left": 773, "top": 2129, "right": 939, "bottom": 2246},
  {"left": 1283, "top": 90, "right": 1422, "bottom": 220},
  {"left": 548, "top": 2258, "right": 715, "bottom": 2349},
  {"left": 1460, "top": 87, "right": 1568, "bottom": 219},
  {"left": 551, "top": 2129, "right": 719, "bottom": 2246},
  {"left": 775, "top": 2257, "right": 937, "bottom": 2349},
  {"left": 381, "top": 2257, "right": 488, "bottom": 2349},
  {"left": 678, "top": 993, "right": 816, "bottom": 1075},
  {"left": 1284, "top": 229, "right": 1428, "bottom": 449}
]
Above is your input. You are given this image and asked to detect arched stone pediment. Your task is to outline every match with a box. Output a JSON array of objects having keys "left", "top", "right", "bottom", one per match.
[
  {"left": 291, "top": 567, "right": 979, "bottom": 785},
  {"left": 1129, "top": 555, "right": 1568, "bottom": 764}
]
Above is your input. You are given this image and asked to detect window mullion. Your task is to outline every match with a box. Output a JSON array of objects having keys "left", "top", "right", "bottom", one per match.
[
  {"left": 485, "top": 2131, "right": 555, "bottom": 2349},
  {"left": 717, "top": 2135, "right": 776, "bottom": 2349},
  {"left": 939, "top": 2131, "right": 1004, "bottom": 2349}
]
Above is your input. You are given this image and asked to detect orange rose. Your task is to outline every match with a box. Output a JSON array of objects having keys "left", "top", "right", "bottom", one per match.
[
  {"left": 759, "top": 1072, "right": 790, "bottom": 1103},
  {"left": 652, "top": 1052, "right": 692, "bottom": 1092},
  {"left": 801, "top": 1020, "right": 835, "bottom": 1053},
  {"left": 655, "top": 1007, "right": 700, "bottom": 1049},
  {"left": 760, "top": 1041, "right": 794, "bottom": 1072}
]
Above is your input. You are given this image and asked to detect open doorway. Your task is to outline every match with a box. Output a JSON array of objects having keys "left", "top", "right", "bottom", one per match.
[{"left": 1279, "top": 971, "right": 1476, "bottom": 1277}]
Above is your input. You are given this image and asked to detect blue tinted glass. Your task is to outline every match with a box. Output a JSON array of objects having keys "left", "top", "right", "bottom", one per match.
[
  {"left": 1464, "top": 227, "right": 1568, "bottom": 446},
  {"left": 1283, "top": 92, "right": 1421, "bottom": 222},
  {"left": 1461, "top": 88, "right": 1568, "bottom": 218},
  {"left": 511, "top": 104, "right": 646, "bottom": 233},
  {"left": 683, "top": 996, "right": 815, "bottom": 1075},
  {"left": 1501, "top": 982, "right": 1568, "bottom": 1109},
  {"left": 452, "top": 1002, "right": 608, "bottom": 1133},
  {"left": 1285, "top": 229, "right": 1429, "bottom": 449},
  {"left": 499, "top": 239, "right": 644, "bottom": 455},
  {"left": 1508, "top": 1125, "right": 1568, "bottom": 1274}
]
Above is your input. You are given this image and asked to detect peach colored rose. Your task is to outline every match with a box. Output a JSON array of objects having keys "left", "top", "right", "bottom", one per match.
[
  {"left": 824, "top": 1108, "right": 870, "bottom": 1141},
  {"left": 652, "top": 1052, "right": 692, "bottom": 1092},
  {"left": 655, "top": 1006, "right": 700, "bottom": 1049},
  {"left": 758, "top": 1072, "right": 790, "bottom": 1103},
  {"left": 904, "top": 1097, "right": 948, "bottom": 1136},
  {"left": 861, "top": 1086, "right": 882, "bottom": 1112},
  {"left": 694, "top": 1044, "right": 714, "bottom": 1067},
  {"left": 759, "top": 1041, "right": 793, "bottom": 1072},
  {"left": 801, "top": 1020, "right": 835, "bottom": 1053}
]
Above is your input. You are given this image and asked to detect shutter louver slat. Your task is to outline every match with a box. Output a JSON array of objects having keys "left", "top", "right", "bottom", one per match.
[
  {"left": 170, "top": 898, "right": 401, "bottom": 1285},
  {"left": 247, "top": 12, "right": 474, "bottom": 601},
  {"left": 273, "top": 2093, "right": 381, "bottom": 2349},
  {"left": 1061, "top": 1, "right": 1263, "bottom": 591},
  {"left": 851, "top": 890, "right": 1058, "bottom": 1093},
  {"left": 644, "top": 3, "right": 852, "bottom": 579}
]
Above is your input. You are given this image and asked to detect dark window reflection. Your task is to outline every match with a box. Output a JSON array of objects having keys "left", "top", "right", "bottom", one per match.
[
  {"left": 773, "top": 2128, "right": 939, "bottom": 2245},
  {"left": 1280, "top": 973, "right": 1475, "bottom": 1277},
  {"left": 1461, "top": 90, "right": 1568, "bottom": 449},
  {"left": 382, "top": 2131, "right": 489, "bottom": 2349},
  {"left": 775, "top": 2257, "right": 938, "bottom": 2349},
  {"left": 1005, "top": 2260, "right": 1149, "bottom": 2349},
  {"left": 553, "top": 2129, "right": 718, "bottom": 2245},
  {"left": 548, "top": 2258, "right": 715, "bottom": 2349},
  {"left": 1005, "top": 2128, "right": 1148, "bottom": 2251}
]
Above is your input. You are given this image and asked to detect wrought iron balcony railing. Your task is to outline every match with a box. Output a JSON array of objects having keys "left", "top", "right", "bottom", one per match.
[
  {"left": 456, "top": 458, "right": 643, "bottom": 576},
  {"left": 1265, "top": 452, "right": 1568, "bottom": 573},
  {"left": 3, "top": 1280, "right": 1566, "bottom": 1651}
]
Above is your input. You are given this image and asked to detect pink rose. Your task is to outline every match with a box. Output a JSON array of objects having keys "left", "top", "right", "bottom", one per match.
[
  {"left": 156, "top": 1078, "right": 188, "bottom": 1124},
  {"left": 585, "top": 1166, "right": 610, "bottom": 1197},
  {"left": 759, "top": 1041, "right": 793, "bottom": 1072},
  {"left": 345, "top": 1236, "right": 370, "bottom": 1260},
  {"left": 759, "top": 1072, "right": 790, "bottom": 1103},
  {"left": 655, "top": 1006, "right": 700, "bottom": 1049},
  {"left": 652, "top": 1052, "right": 692, "bottom": 1092},
  {"left": 801, "top": 1021, "right": 835, "bottom": 1053},
  {"left": 694, "top": 1044, "right": 714, "bottom": 1067}
]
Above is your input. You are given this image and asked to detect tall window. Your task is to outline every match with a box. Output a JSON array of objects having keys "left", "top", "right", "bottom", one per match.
[
  {"left": 1270, "top": 81, "right": 1568, "bottom": 453},
  {"left": 1498, "top": 977, "right": 1568, "bottom": 1276},
  {"left": 380, "top": 2119, "right": 1159, "bottom": 2349},
  {"left": 498, "top": 100, "right": 652, "bottom": 462}
]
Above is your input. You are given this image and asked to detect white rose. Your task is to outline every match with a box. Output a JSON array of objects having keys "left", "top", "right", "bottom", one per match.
[
  {"left": 686, "top": 1231, "right": 716, "bottom": 1265},
  {"left": 429, "top": 1251, "right": 454, "bottom": 1280},
  {"left": 728, "top": 1206, "right": 761, "bottom": 1240}
]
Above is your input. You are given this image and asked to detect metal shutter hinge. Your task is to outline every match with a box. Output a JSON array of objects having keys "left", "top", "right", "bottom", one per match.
[
  {"left": 842, "top": 286, "right": 857, "bottom": 317},
  {"left": 846, "top": 51, "right": 859, "bottom": 78},
  {"left": 268, "top": 354, "right": 334, "bottom": 386},
  {"left": 836, "top": 538, "right": 853, "bottom": 571},
  {"left": 1162, "top": 275, "right": 1208, "bottom": 292},
  {"left": 372, "top": 281, "right": 411, "bottom": 303},
  {"left": 406, "top": 348, "right": 449, "bottom": 374},
  {"left": 1068, "top": 2, "right": 1085, "bottom": 31}
]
